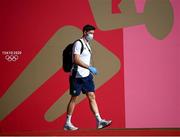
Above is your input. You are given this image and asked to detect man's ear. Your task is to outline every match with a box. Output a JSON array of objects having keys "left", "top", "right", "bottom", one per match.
[{"left": 84, "top": 31, "right": 87, "bottom": 35}]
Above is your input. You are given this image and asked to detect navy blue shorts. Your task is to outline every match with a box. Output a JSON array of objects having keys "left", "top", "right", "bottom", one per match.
[{"left": 69, "top": 74, "right": 95, "bottom": 96}]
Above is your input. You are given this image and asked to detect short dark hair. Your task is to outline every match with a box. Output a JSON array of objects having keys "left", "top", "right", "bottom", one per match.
[{"left": 83, "top": 24, "right": 96, "bottom": 33}]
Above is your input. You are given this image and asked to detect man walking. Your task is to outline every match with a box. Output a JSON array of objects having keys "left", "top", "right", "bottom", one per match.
[{"left": 64, "top": 24, "right": 112, "bottom": 130}]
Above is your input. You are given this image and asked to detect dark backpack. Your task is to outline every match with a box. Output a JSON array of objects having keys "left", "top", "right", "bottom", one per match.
[{"left": 62, "top": 40, "right": 83, "bottom": 72}]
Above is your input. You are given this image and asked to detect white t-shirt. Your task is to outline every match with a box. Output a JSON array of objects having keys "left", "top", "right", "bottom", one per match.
[{"left": 71, "top": 38, "right": 91, "bottom": 78}]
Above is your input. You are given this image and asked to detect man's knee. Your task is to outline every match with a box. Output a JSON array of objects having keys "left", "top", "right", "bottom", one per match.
[
  {"left": 70, "top": 96, "right": 78, "bottom": 103},
  {"left": 87, "top": 92, "right": 96, "bottom": 101}
]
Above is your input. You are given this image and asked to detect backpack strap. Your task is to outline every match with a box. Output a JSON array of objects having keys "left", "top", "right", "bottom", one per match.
[
  {"left": 72, "top": 39, "right": 84, "bottom": 78},
  {"left": 77, "top": 39, "right": 84, "bottom": 54}
]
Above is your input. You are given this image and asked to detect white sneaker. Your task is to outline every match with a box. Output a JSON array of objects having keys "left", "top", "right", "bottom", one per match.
[
  {"left": 97, "top": 119, "right": 112, "bottom": 129},
  {"left": 64, "top": 123, "right": 79, "bottom": 131}
]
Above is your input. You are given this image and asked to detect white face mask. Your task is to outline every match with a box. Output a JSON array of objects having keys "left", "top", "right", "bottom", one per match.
[{"left": 85, "top": 33, "right": 94, "bottom": 41}]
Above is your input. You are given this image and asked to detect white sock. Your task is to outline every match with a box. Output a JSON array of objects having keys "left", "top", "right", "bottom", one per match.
[
  {"left": 95, "top": 113, "right": 102, "bottom": 122},
  {"left": 66, "top": 114, "right": 72, "bottom": 124}
]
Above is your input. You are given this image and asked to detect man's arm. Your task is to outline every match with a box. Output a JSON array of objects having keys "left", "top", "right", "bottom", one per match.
[
  {"left": 73, "top": 54, "right": 89, "bottom": 69},
  {"left": 74, "top": 54, "right": 98, "bottom": 75}
]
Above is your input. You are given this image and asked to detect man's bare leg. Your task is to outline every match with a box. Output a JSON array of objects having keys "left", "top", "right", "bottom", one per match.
[
  {"left": 64, "top": 96, "right": 79, "bottom": 130},
  {"left": 86, "top": 92, "right": 112, "bottom": 129}
]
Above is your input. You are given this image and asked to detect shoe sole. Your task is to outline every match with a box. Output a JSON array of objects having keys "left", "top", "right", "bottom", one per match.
[
  {"left": 97, "top": 120, "right": 112, "bottom": 129},
  {"left": 64, "top": 127, "right": 79, "bottom": 131}
]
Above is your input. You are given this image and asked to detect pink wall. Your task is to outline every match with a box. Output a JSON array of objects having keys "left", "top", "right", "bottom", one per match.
[{"left": 124, "top": 0, "right": 180, "bottom": 128}]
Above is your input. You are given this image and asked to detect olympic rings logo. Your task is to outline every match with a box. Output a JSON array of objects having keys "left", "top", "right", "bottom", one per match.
[{"left": 5, "top": 55, "right": 19, "bottom": 62}]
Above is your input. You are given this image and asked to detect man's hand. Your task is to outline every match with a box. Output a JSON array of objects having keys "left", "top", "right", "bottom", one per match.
[{"left": 88, "top": 66, "right": 98, "bottom": 75}]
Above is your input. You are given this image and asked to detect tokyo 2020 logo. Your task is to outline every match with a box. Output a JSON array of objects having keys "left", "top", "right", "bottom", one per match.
[{"left": 2, "top": 51, "right": 22, "bottom": 62}]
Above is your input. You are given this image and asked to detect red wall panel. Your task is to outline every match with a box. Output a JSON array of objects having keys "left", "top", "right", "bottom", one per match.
[{"left": 0, "top": 0, "right": 125, "bottom": 131}]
